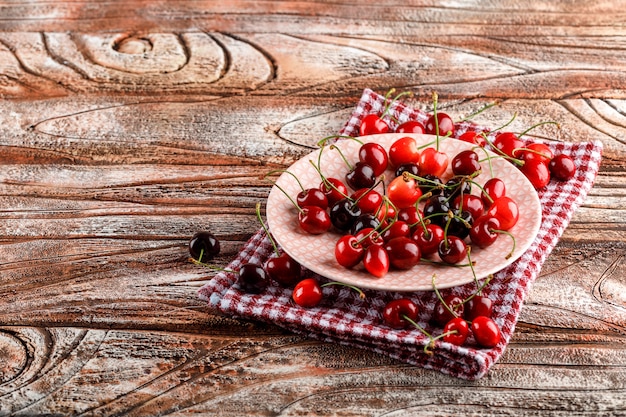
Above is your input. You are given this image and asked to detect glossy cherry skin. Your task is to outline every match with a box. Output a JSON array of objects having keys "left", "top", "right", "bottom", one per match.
[
  {"left": 383, "top": 298, "right": 419, "bottom": 329},
  {"left": 464, "top": 295, "right": 494, "bottom": 321},
  {"left": 330, "top": 198, "right": 362, "bottom": 232},
  {"left": 264, "top": 253, "right": 301, "bottom": 286},
  {"left": 385, "top": 236, "right": 421, "bottom": 270},
  {"left": 521, "top": 158, "right": 551, "bottom": 189},
  {"left": 443, "top": 317, "right": 470, "bottom": 345},
  {"left": 453, "top": 194, "right": 484, "bottom": 223},
  {"left": 452, "top": 150, "right": 481, "bottom": 176},
  {"left": 493, "top": 132, "right": 524, "bottom": 158},
  {"left": 298, "top": 206, "right": 331, "bottom": 235},
  {"left": 189, "top": 231, "right": 220, "bottom": 262},
  {"left": 335, "top": 234, "right": 364, "bottom": 268},
  {"left": 443, "top": 177, "right": 471, "bottom": 201},
  {"left": 395, "top": 162, "right": 419, "bottom": 179},
  {"left": 412, "top": 224, "right": 445, "bottom": 256},
  {"left": 237, "top": 263, "right": 268, "bottom": 294},
  {"left": 363, "top": 245, "right": 390, "bottom": 278},
  {"left": 486, "top": 196, "right": 519, "bottom": 231},
  {"left": 418, "top": 147, "right": 449, "bottom": 178},
  {"left": 481, "top": 177, "right": 506, "bottom": 207},
  {"left": 352, "top": 188, "right": 383, "bottom": 215},
  {"left": 359, "top": 114, "right": 390, "bottom": 136},
  {"left": 549, "top": 154, "right": 576, "bottom": 181},
  {"left": 425, "top": 112, "right": 455, "bottom": 137},
  {"left": 381, "top": 220, "right": 411, "bottom": 242},
  {"left": 389, "top": 136, "right": 420, "bottom": 168},
  {"left": 355, "top": 227, "right": 384, "bottom": 248},
  {"left": 320, "top": 178, "right": 349, "bottom": 206},
  {"left": 387, "top": 175, "right": 422, "bottom": 209},
  {"left": 297, "top": 188, "right": 328, "bottom": 210},
  {"left": 359, "top": 142, "right": 388, "bottom": 176},
  {"left": 458, "top": 130, "right": 487, "bottom": 147},
  {"left": 292, "top": 278, "right": 323, "bottom": 307},
  {"left": 396, "top": 120, "right": 425, "bottom": 134},
  {"left": 423, "top": 194, "right": 451, "bottom": 227},
  {"left": 432, "top": 295, "right": 465, "bottom": 326},
  {"left": 438, "top": 235, "right": 468, "bottom": 264},
  {"left": 398, "top": 206, "right": 421, "bottom": 227},
  {"left": 441, "top": 209, "right": 473, "bottom": 240},
  {"left": 519, "top": 142, "right": 553, "bottom": 165},
  {"left": 471, "top": 316, "right": 501, "bottom": 348},
  {"left": 469, "top": 215, "right": 501, "bottom": 248},
  {"left": 346, "top": 162, "right": 376, "bottom": 190},
  {"left": 350, "top": 213, "right": 381, "bottom": 235},
  {"left": 417, "top": 174, "right": 444, "bottom": 195}
]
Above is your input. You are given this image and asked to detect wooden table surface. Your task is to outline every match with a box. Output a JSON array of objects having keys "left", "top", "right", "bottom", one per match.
[{"left": 1, "top": 1, "right": 625, "bottom": 416}]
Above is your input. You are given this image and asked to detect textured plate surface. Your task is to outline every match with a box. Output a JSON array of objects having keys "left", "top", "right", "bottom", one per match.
[{"left": 266, "top": 133, "right": 542, "bottom": 292}]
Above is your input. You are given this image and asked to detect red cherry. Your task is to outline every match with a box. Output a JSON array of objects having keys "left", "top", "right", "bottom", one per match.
[
  {"left": 418, "top": 147, "right": 449, "bottom": 178},
  {"left": 411, "top": 223, "right": 444, "bottom": 256},
  {"left": 384, "top": 236, "right": 421, "bottom": 270},
  {"left": 383, "top": 298, "right": 419, "bottom": 329},
  {"left": 398, "top": 206, "right": 421, "bottom": 226},
  {"left": 493, "top": 132, "right": 525, "bottom": 158},
  {"left": 359, "top": 114, "right": 390, "bottom": 136},
  {"left": 519, "top": 142, "right": 553, "bottom": 165},
  {"left": 453, "top": 194, "right": 484, "bottom": 222},
  {"left": 464, "top": 295, "right": 494, "bottom": 321},
  {"left": 486, "top": 196, "right": 519, "bottom": 231},
  {"left": 320, "top": 178, "right": 348, "bottom": 206},
  {"left": 346, "top": 161, "right": 376, "bottom": 190},
  {"left": 451, "top": 150, "right": 481, "bottom": 176},
  {"left": 292, "top": 278, "right": 323, "bottom": 307},
  {"left": 481, "top": 177, "right": 506, "bottom": 207},
  {"left": 387, "top": 175, "right": 422, "bottom": 209},
  {"left": 469, "top": 215, "right": 501, "bottom": 248},
  {"left": 381, "top": 220, "right": 411, "bottom": 242},
  {"left": 237, "top": 263, "right": 268, "bottom": 294},
  {"left": 359, "top": 142, "right": 389, "bottom": 176},
  {"left": 396, "top": 120, "right": 425, "bottom": 134},
  {"left": 438, "top": 235, "right": 467, "bottom": 264},
  {"left": 443, "top": 317, "right": 470, "bottom": 345},
  {"left": 425, "top": 112, "right": 455, "bottom": 137},
  {"left": 264, "top": 252, "right": 301, "bottom": 286},
  {"left": 471, "top": 316, "right": 501, "bottom": 348},
  {"left": 335, "top": 234, "right": 364, "bottom": 268},
  {"left": 458, "top": 130, "right": 487, "bottom": 147},
  {"left": 432, "top": 295, "right": 465, "bottom": 326},
  {"left": 363, "top": 245, "right": 390, "bottom": 278},
  {"left": 298, "top": 205, "right": 331, "bottom": 234},
  {"left": 352, "top": 188, "right": 383, "bottom": 214},
  {"left": 296, "top": 188, "right": 328, "bottom": 210},
  {"left": 355, "top": 227, "right": 384, "bottom": 248},
  {"left": 388, "top": 136, "right": 420, "bottom": 168},
  {"left": 549, "top": 154, "right": 576, "bottom": 181},
  {"left": 521, "top": 158, "right": 551, "bottom": 189}
]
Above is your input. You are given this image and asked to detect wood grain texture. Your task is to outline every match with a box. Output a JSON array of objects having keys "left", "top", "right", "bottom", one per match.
[{"left": 0, "top": 1, "right": 625, "bottom": 416}]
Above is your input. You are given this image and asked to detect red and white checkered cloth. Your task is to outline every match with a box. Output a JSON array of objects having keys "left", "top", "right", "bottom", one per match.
[{"left": 199, "top": 89, "right": 603, "bottom": 379}]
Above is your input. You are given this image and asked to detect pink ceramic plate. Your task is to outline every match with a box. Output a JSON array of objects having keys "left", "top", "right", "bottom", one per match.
[{"left": 266, "top": 133, "right": 542, "bottom": 292}]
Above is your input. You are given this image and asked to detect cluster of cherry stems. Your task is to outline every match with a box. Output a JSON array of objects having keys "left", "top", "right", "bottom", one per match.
[{"left": 190, "top": 91, "right": 577, "bottom": 352}]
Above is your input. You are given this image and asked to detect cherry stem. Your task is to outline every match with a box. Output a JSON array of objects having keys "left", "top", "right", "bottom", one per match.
[
  {"left": 380, "top": 88, "right": 414, "bottom": 119},
  {"left": 308, "top": 159, "right": 350, "bottom": 200},
  {"left": 189, "top": 255, "right": 235, "bottom": 274},
  {"left": 473, "top": 145, "right": 496, "bottom": 178},
  {"left": 494, "top": 228, "right": 516, "bottom": 259},
  {"left": 401, "top": 314, "right": 438, "bottom": 355},
  {"left": 431, "top": 274, "right": 460, "bottom": 320},
  {"left": 317, "top": 134, "right": 358, "bottom": 147},
  {"left": 516, "top": 120, "right": 560, "bottom": 139},
  {"left": 264, "top": 177, "right": 304, "bottom": 215},
  {"left": 329, "top": 144, "right": 353, "bottom": 171},
  {"left": 264, "top": 169, "right": 304, "bottom": 192},
  {"left": 432, "top": 91, "right": 440, "bottom": 151},
  {"left": 320, "top": 281, "right": 366, "bottom": 299},
  {"left": 486, "top": 112, "right": 517, "bottom": 136},
  {"left": 255, "top": 202, "right": 280, "bottom": 257},
  {"left": 457, "top": 100, "right": 500, "bottom": 122}
]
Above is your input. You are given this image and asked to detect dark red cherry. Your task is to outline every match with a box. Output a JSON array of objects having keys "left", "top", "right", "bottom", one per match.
[
  {"left": 296, "top": 188, "right": 328, "bottom": 210},
  {"left": 412, "top": 223, "right": 444, "bottom": 256},
  {"left": 442, "top": 210, "right": 473, "bottom": 239},
  {"left": 432, "top": 295, "right": 465, "bottom": 326},
  {"left": 350, "top": 213, "right": 381, "bottom": 235},
  {"left": 359, "top": 142, "right": 388, "bottom": 176},
  {"left": 330, "top": 198, "right": 362, "bottom": 232},
  {"left": 453, "top": 194, "right": 484, "bottom": 223},
  {"left": 425, "top": 112, "right": 455, "bottom": 137},
  {"left": 465, "top": 295, "right": 494, "bottom": 321},
  {"left": 395, "top": 162, "right": 419, "bottom": 179},
  {"left": 384, "top": 236, "right": 421, "bottom": 270},
  {"left": 359, "top": 114, "right": 390, "bottom": 136},
  {"left": 469, "top": 215, "right": 501, "bottom": 248},
  {"left": 335, "top": 234, "right": 364, "bottom": 268},
  {"left": 320, "top": 178, "right": 348, "bottom": 206},
  {"left": 298, "top": 206, "right": 331, "bottom": 235},
  {"left": 396, "top": 120, "right": 425, "bottom": 134},
  {"left": 292, "top": 278, "right": 323, "bottom": 307},
  {"left": 451, "top": 150, "right": 481, "bottom": 176},
  {"left": 189, "top": 231, "right": 220, "bottom": 262},
  {"left": 346, "top": 162, "right": 376, "bottom": 190},
  {"left": 471, "top": 316, "right": 501, "bottom": 348},
  {"left": 381, "top": 220, "right": 411, "bottom": 242},
  {"left": 237, "top": 263, "right": 268, "bottom": 294},
  {"left": 438, "top": 236, "right": 468, "bottom": 264},
  {"left": 481, "top": 178, "right": 506, "bottom": 207},
  {"left": 264, "top": 253, "right": 301, "bottom": 286},
  {"left": 549, "top": 154, "right": 576, "bottom": 181},
  {"left": 383, "top": 298, "right": 419, "bottom": 329}
]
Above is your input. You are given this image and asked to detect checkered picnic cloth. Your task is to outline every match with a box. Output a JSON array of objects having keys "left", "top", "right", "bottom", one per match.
[{"left": 198, "top": 89, "right": 603, "bottom": 379}]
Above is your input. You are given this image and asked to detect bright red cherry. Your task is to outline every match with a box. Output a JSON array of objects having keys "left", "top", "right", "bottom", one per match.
[
  {"left": 363, "top": 245, "right": 390, "bottom": 278},
  {"left": 486, "top": 196, "right": 519, "bottom": 231},
  {"left": 388, "top": 136, "right": 420, "bottom": 168},
  {"left": 320, "top": 178, "right": 348, "bottom": 206},
  {"left": 292, "top": 278, "right": 323, "bottom": 307},
  {"left": 387, "top": 175, "right": 422, "bottom": 209},
  {"left": 471, "top": 316, "right": 501, "bottom": 348},
  {"left": 335, "top": 234, "right": 364, "bottom": 268},
  {"left": 493, "top": 132, "right": 524, "bottom": 158},
  {"left": 359, "top": 142, "right": 389, "bottom": 176},
  {"left": 481, "top": 178, "right": 506, "bottom": 207},
  {"left": 396, "top": 120, "right": 425, "bottom": 134},
  {"left": 453, "top": 194, "right": 484, "bottom": 222},
  {"left": 469, "top": 215, "right": 501, "bottom": 248},
  {"left": 464, "top": 295, "right": 494, "bottom": 321},
  {"left": 519, "top": 142, "right": 553, "bottom": 165},
  {"left": 383, "top": 298, "right": 419, "bottom": 329},
  {"left": 412, "top": 223, "right": 445, "bottom": 256},
  {"left": 549, "top": 154, "right": 576, "bottom": 181},
  {"left": 359, "top": 114, "right": 390, "bottom": 136},
  {"left": 425, "top": 112, "right": 455, "bottom": 137},
  {"left": 355, "top": 227, "right": 383, "bottom": 248},
  {"left": 451, "top": 150, "right": 481, "bottom": 176},
  {"left": 418, "top": 147, "right": 449, "bottom": 178},
  {"left": 521, "top": 158, "right": 551, "bottom": 189},
  {"left": 458, "top": 130, "right": 487, "bottom": 147},
  {"left": 352, "top": 188, "right": 383, "bottom": 214},
  {"left": 432, "top": 295, "right": 465, "bottom": 326},
  {"left": 298, "top": 205, "right": 331, "bottom": 234},
  {"left": 296, "top": 188, "right": 328, "bottom": 210},
  {"left": 443, "top": 317, "right": 470, "bottom": 345}
]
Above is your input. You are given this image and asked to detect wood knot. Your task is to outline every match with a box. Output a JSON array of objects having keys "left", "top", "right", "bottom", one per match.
[{"left": 114, "top": 36, "right": 153, "bottom": 55}]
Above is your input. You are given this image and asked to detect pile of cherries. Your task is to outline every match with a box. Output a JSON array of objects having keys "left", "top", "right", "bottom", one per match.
[{"left": 189, "top": 91, "right": 579, "bottom": 352}]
